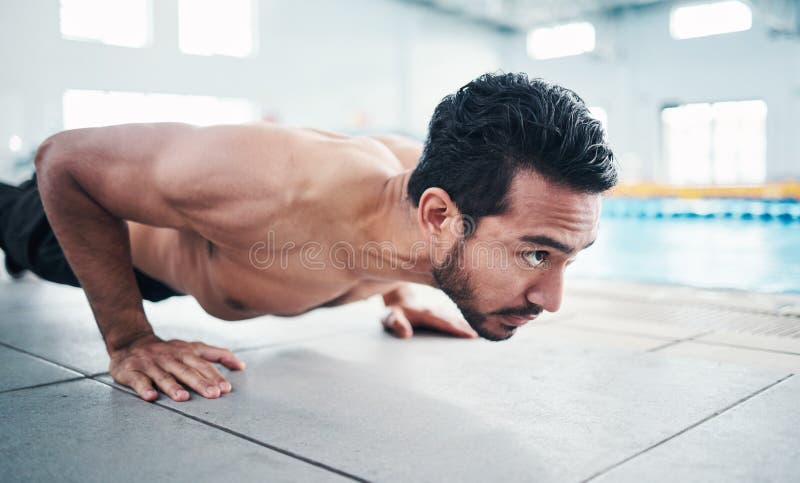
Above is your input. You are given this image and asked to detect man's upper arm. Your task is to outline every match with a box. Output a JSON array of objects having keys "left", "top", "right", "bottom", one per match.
[
  {"left": 39, "top": 123, "right": 197, "bottom": 229},
  {"left": 369, "top": 134, "right": 423, "bottom": 171}
]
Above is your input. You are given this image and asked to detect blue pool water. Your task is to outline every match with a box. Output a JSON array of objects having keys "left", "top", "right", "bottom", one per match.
[{"left": 570, "top": 198, "right": 800, "bottom": 293}]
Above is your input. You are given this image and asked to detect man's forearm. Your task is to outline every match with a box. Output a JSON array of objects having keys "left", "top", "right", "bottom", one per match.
[{"left": 35, "top": 136, "right": 153, "bottom": 352}]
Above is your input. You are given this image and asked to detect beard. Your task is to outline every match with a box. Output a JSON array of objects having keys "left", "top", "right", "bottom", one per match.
[
  {"left": 431, "top": 239, "right": 513, "bottom": 341},
  {"left": 432, "top": 238, "right": 545, "bottom": 341}
]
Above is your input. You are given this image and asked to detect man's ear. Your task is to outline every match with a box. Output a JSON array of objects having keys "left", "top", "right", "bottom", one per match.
[{"left": 416, "top": 187, "right": 460, "bottom": 239}]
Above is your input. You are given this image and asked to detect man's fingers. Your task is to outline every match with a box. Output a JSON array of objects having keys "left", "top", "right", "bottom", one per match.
[
  {"left": 382, "top": 307, "right": 413, "bottom": 339},
  {"left": 193, "top": 342, "right": 246, "bottom": 371},
  {"left": 183, "top": 354, "right": 232, "bottom": 393},
  {"left": 413, "top": 310, "right": 478, "bottom": 338},
  {"left": 109, "top": 339, "right": 241, "bottom": 402},
  {"left": 143, "top": 363, "right": 189, "bottom": 401},
  {"left": 116, "top": 370, "right": 158, "bottom": 402},
  {"left": 159, "top": 358, "right": 221, "bottom": 399}
]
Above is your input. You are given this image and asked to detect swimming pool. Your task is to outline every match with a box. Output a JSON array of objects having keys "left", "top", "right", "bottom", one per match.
[{"left": 570, "top": 198, "right": 800, "bottom": 294}]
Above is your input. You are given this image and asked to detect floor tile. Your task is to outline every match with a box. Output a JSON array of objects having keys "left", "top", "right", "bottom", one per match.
[
  {"left": 0, "top": 281, "right": 384, "bottom": 374},
  {"left": 530, "top": 323, "right": 669, "bottom": 351},
  {"left": 592, "top": 375, "right": 800, "bottom": 483},
  {"left": 657, "top": 341, "right": 800, "bottom": 372},
  {"left": 103, "top": 330, "right": 788, "bottom": 482},
  {"left": 0, "top": 345, "right": 81, "bottom": 392},
  {"left": 560, "top": 314, "right": 704, "bottom": 340},
  {"left": 562, "top": 296, "right": 800, "bottom": 342},
  {"left": 568, "top": 278, "right": 800, "bottom": 314},
  {"left": 0, "top": 279, "right": 86, "bottom": 312},
  {"left": 0, "top": 304, "right": 108, "bottom": 374},
  {"left": 0, "top": 378, "right": 347, "bottom": 482}
]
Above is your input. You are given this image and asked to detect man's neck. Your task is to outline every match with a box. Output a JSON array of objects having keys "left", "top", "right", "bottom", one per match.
[{"left": 357, "top": 170, "right": 436, "bottom": 286}]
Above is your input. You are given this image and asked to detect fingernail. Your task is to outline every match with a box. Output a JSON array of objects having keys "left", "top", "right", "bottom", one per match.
[
  {"left": 206, "top": 386, "right": 219, "bottom": 396},
  {"left": 219, "top": 381, "right": 231, "bottom": 392},
  {"left": 176, "top": 389, "right": 189, "bottom": 399},
  {"left": 144, "top": 390, "right": 157, "bottom": 399}
]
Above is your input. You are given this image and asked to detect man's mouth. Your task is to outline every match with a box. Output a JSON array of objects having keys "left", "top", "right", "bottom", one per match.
[{"left": 500, "top": 313, "right": 538, "bottom": 327}]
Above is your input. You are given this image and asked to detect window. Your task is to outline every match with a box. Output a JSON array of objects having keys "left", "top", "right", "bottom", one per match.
[
  {"left": 62, "top": 90, "right": 259, "bottom": 129},
  {"left": 662, "top": 100, "right": 767, "bottom": 185},
  {"left": 178, "top": 0, "right": 255, "bottom": 57},
  {"left": 670, "top": 1, "right": 752, "bottom": 39},
  {"left": 60, "top": 0, "right": 151, "bottom": 48},
  {"left": 527, "top": 22, "right": 595, "bottom": 60}
]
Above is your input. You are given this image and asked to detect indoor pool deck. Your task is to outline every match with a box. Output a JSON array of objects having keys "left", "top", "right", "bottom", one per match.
[{"left": 2, "top": 273, "right": 800, "bottom": 482}]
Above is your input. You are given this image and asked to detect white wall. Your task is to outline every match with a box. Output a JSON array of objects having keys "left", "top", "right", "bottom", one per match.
[
  {"left": 0, "top": 0, "right": 501, "bottom": 181},
  {"left": 1, "top": 0, "right": 798, "bottom": 183},
  {"left": 505, "top": 3, "right": 800, "bottom": 183}
]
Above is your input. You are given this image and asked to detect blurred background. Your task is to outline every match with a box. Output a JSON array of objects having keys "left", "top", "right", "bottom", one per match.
[{"left": 1, "top": 0, "right": 798, "bottom": 292}]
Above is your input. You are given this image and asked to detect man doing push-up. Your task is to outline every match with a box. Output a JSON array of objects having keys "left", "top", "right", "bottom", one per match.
[{"left": 0, "top": 73, "right": 617, "bottom": 402}]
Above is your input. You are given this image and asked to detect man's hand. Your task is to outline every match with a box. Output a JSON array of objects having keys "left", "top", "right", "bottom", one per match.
[
  {"left": 109, "top": 334, "right": 245, "bottom": 402},
  {"left": 382, "top": 305, "right": 478, "bottom": 339},
  {"left": 382, "top": 284, "right": 478, "bottom": 339}
]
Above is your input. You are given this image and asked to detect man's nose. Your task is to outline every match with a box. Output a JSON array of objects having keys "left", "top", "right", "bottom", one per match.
[{"left": 526, "top": 269, "right": 564, "bottom": 313}]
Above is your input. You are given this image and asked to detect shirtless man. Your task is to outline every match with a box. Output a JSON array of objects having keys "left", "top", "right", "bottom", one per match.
[{"left": 0, "top": 72, "right": 616, "bottom": 402}]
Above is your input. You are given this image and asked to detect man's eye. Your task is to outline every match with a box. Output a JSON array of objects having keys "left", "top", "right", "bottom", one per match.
[{"left": 523, "top": 250, "right": 548, "bottom": 267}]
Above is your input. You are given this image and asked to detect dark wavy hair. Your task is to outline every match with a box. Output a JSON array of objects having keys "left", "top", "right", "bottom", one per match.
[{"left": 407, "top": 72, "right": 617, "bottom": 230}]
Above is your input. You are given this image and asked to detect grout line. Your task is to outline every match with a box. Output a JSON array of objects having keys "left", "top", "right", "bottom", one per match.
[
  {"left": 687, "top": 339, "right": 800, "bottom": 357},
  {"left": 646, "top": 330, "right": 715, "bottom": 353},
  {"left": 0, "top": 340, "right": 90, "bottom": 376},
  {"left": 0, "top": 325, "right": 372, "bottom": 379},
  {"left": 0, "top": 376, "right": 86, "bottom": 395},
  {"left": 560, "top": 322, "right": 676, "bottom": 342},
  {"left": 580, "top": 373, "right": 795, "bottom": 482},
  {"left": 0, "top": 326, "right": 375, "bottom": 394},
  {"left": 646, "top": 339, "right": 683, "bottom": 352},
  {"left": 89, "top": 376, "right": 369, "bottom": 482}
]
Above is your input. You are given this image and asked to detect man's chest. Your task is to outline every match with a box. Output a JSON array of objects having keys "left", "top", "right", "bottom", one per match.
[{"left": 200, "top": 242, "right": 399, "bottom": 319}]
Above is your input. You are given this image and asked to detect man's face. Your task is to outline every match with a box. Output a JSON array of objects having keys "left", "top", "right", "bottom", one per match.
[{"left": 433, "top": 171, "right": 601, "bottom": 341}]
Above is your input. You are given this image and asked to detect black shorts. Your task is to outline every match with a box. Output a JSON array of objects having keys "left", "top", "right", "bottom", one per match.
[{"left": 0, "top": 174, "right": 184, "bottom": 302}]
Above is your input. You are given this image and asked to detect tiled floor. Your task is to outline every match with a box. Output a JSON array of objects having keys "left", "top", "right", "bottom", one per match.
[{"left": 2, "top": 275, "right": 799, "bottom": 482}]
